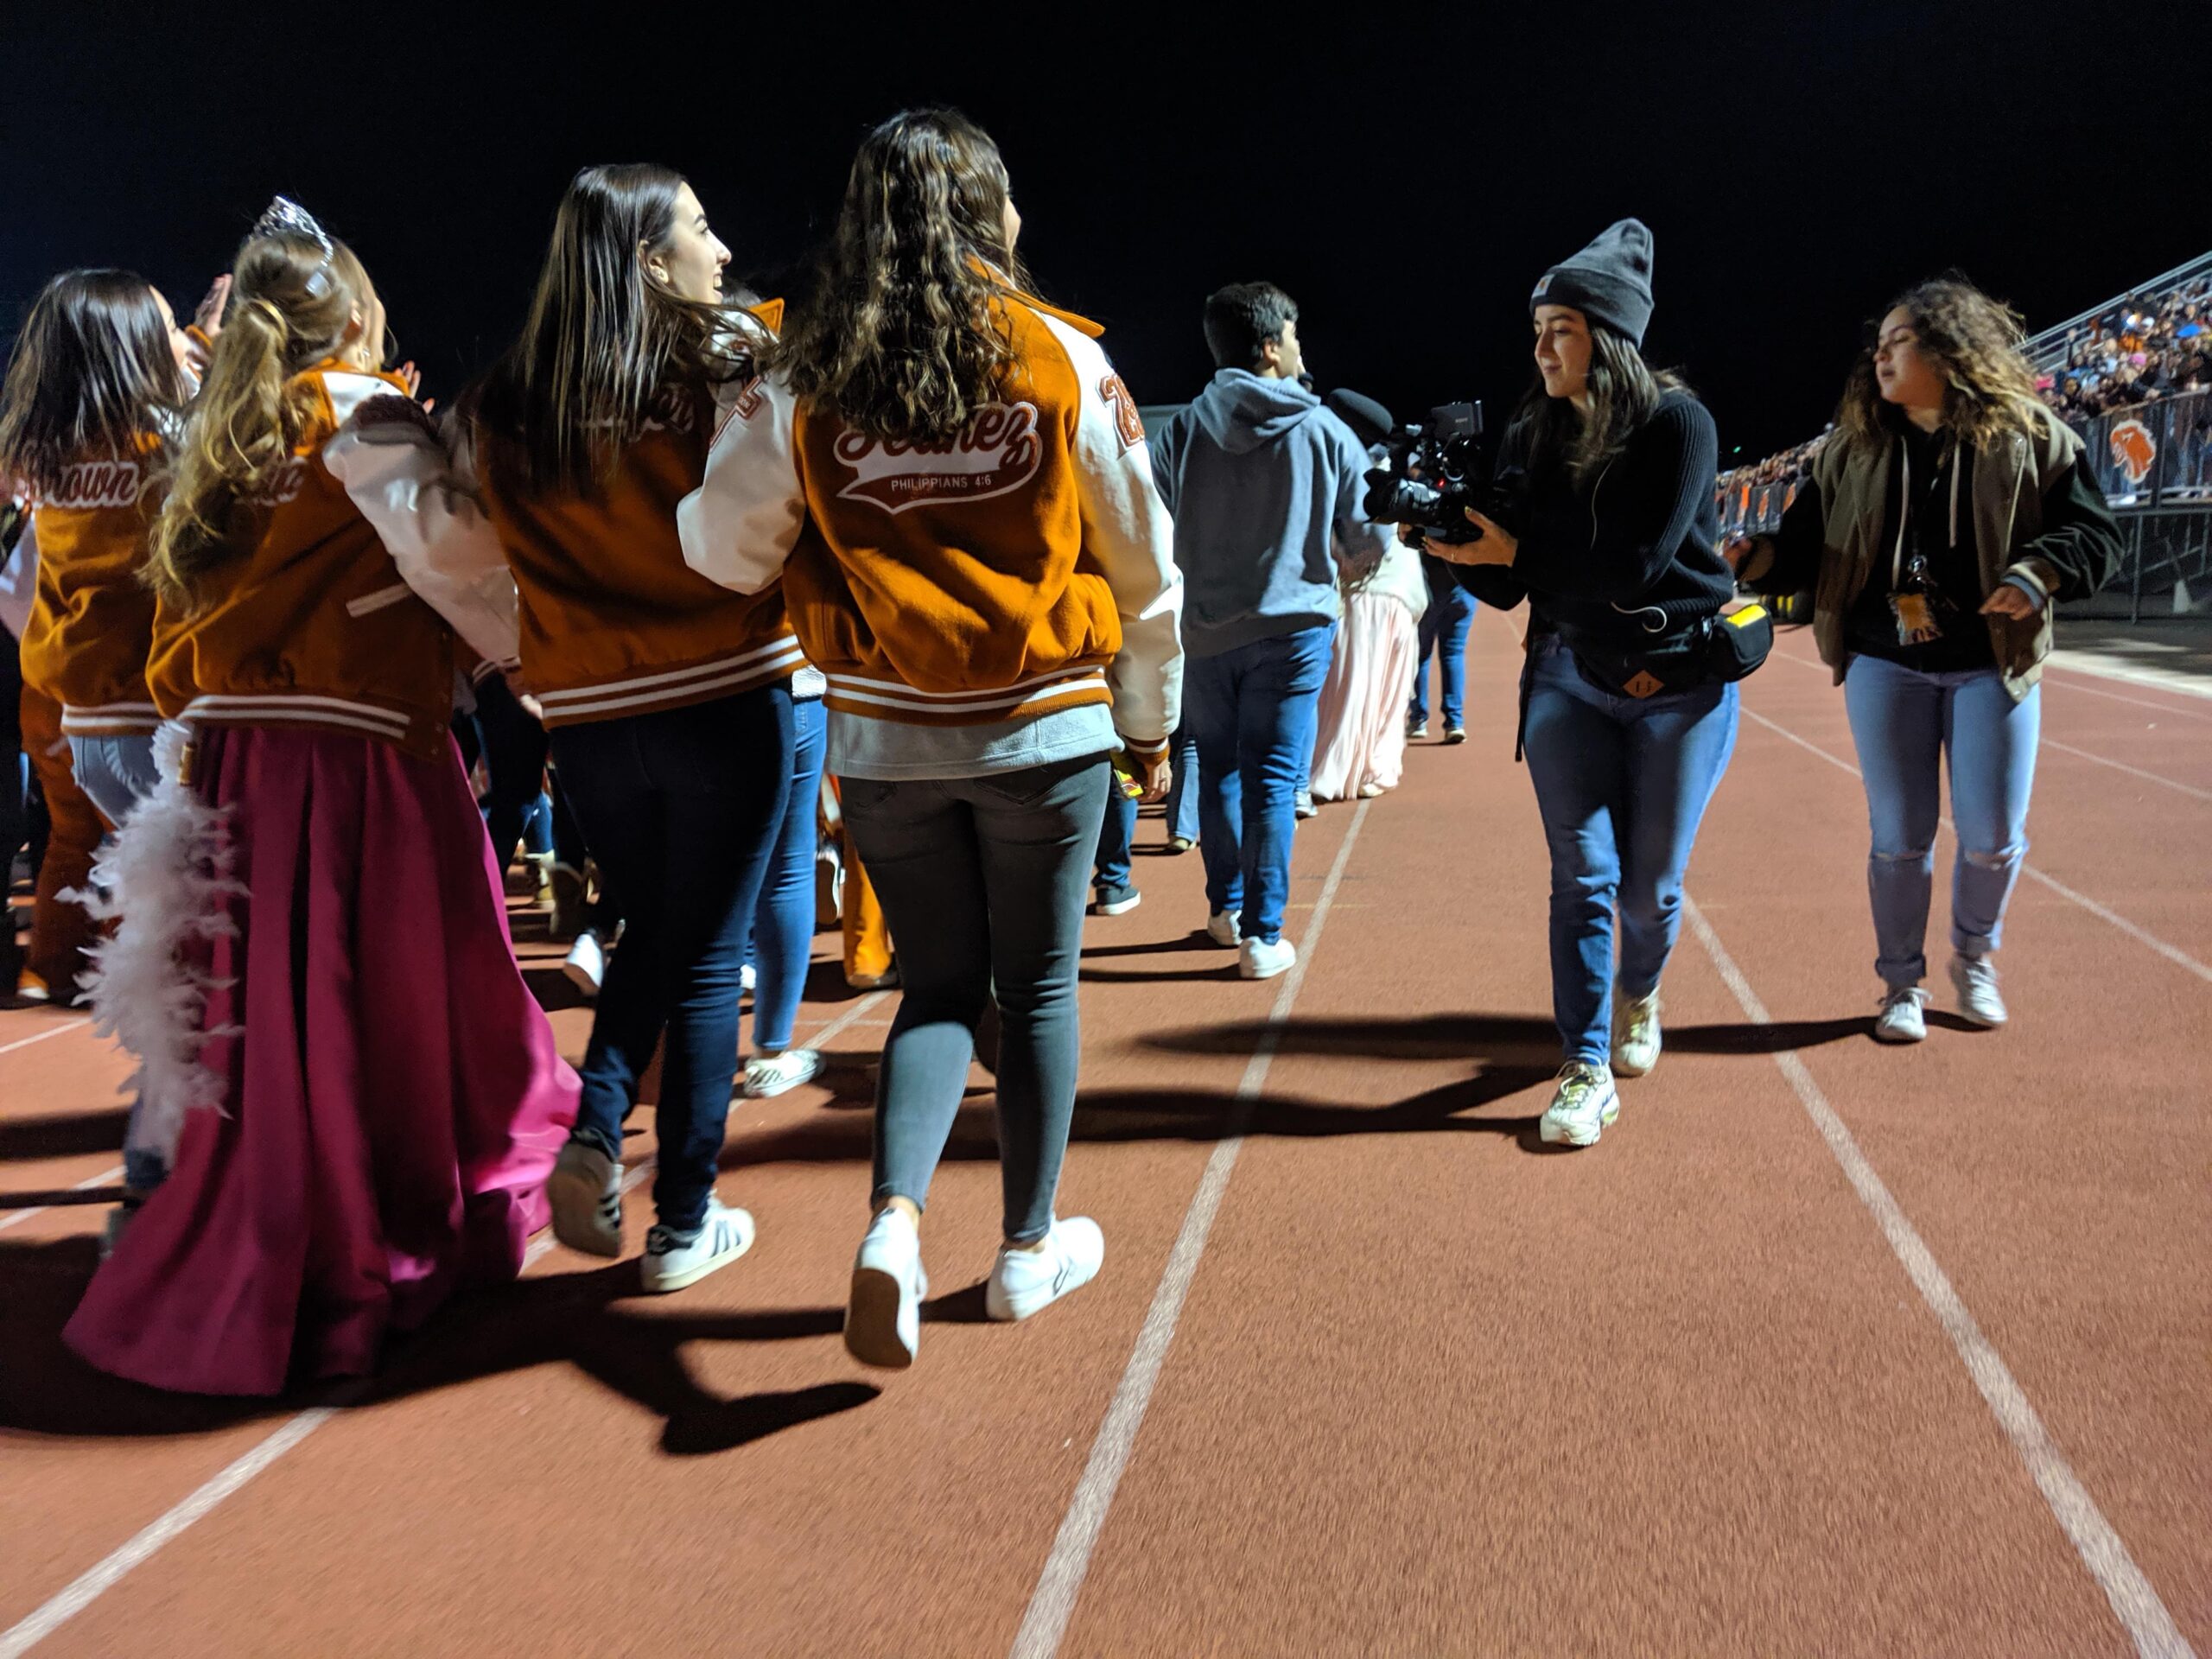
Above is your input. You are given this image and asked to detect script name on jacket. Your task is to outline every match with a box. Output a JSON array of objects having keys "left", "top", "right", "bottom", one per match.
[
  {"left": 43, "top": 456, "right": 149, "bottom": 510},
  {"left": 834, "top": 402, "right": 1042, "bottom": 514}
]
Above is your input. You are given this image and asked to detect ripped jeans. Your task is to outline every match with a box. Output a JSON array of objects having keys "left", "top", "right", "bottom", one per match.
[{"left": 1842, "top": 654, "right": 2040, "bottom": 988}]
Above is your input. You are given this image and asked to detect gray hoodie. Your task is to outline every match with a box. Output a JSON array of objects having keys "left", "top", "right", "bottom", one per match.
[{"left": 1149, "top": 369, "right": 1389, "bottom": 659}]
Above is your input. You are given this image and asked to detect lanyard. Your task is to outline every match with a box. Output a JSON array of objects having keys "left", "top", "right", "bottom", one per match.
[{"left": 1891, "top": 436, "right": 1962, "bottom": 586}]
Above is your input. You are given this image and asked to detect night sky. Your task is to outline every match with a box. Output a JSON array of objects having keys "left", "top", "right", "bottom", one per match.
[{"left": 4, "top": 2, "right": 2199, "bottom": 463}]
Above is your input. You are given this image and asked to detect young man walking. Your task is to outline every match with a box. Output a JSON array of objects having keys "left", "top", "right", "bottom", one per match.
[{"left": 1150, "top": 283, "right": 1387, "bottom": 980}]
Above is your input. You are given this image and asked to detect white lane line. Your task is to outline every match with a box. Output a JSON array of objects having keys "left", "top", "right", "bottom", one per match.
[
  {"left": 2043, "top": 655, "right": 2212, "bottom": 708},
  {"left": 1009, "top": 800, "right": 1373, "bottom": 1659},
  {"left": 0, "top": 984, "right": 896, "bottom": 1655},
  {"left": 1683, "top": 898, "right": 2196, "bottom": 1659},
  {"left": 0, "top": 1018, "right": 92, "bottom": 1058},
  {"left": 1740, "top": 706, "right": 2212, "bottom": 984},
  {"left": 2041, "top": 739, "right": 2212, "bottom": 804},
  {"left": 1, "top": 1154, "right": 672, "bottom": 1654},
  {"left": 2038, "top": 671, "right": 2212, "bottom": 722},
  {"left": 0, "top": 1164, "right": 126, "bottom": 1235}
]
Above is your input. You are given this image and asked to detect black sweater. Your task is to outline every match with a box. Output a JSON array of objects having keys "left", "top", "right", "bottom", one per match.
[{"left": 1452, "top": 389, "right": 1734, "bottom": 649}]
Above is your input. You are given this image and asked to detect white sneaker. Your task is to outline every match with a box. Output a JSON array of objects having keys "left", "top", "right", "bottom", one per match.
[
  {"left": 1873, "top": 985, "right": 1929, "bottom": 1044},
  {"left": 1611, "top": 989, "right": 1662, "bottom": 1078},
  {"left": 640, "top": 1196, "right": 755, "bottom": 1294},
  {"left": 1090, "top": 885, "right": 1142, "bottom": 917},
  {"left": 742, "top": 1048, "right": 823, "bottom": 1099},
  {"left": 1205, "top": 910, "right": 1243, "bottom": 948},
  {"left": 1538, "top": 1062, "right": 1619, "bottom": 1147},
  {"left": 846, "top": 1206, "right": 927, "bottom": 1369},
  {"left": 741, "top": 963, "right": 757, "bottom": 995},
  {"left": 546, "top": 1138, "right": 624, "bottom": 1257},
  {"left": 1948, "top": 953, "right": 2008, "bottom": 1027},
  {"left": 1357, "top": 781, "right": 1386, "bottom": 798},
  {"left": 561, "top": 929, "right": 606, "bottom": 997},
  {"left": 986, "top": 1216, "right": 1104, "bottom": 1322},
  {"left": 1407, "top": 716, "right": 1428, "bottom": 740},
  {"left": 1239, "top": 936, "right": 1296, "bottom": 981},
  {"left": 815, "top": 847, "right": 843, "bottom": 928},
  {"left": 1294, "top": 791, "right": 1318, "bottom": 820}
]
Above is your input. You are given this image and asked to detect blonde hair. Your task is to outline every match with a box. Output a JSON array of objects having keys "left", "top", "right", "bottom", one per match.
[
  {"left": 1836, "top": 277, "right": 2050, "bottom": 456},
  {"left": 149, "top": 230, "right": 372, "bottom": 608}
]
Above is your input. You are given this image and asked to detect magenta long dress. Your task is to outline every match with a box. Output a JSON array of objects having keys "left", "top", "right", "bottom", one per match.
[{"left": 65, "top": 727, "right": 579, "bottom": 1395}]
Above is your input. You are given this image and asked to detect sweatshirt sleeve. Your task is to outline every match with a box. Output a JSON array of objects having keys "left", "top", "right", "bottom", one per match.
[
  {"left": 2004, "top": 458, "right": 2120, "bottom": 607},
  {"left": 1148, "top": 409, "right": 1187, "bottom": 520},
  {"left": 676, "top": 362, "right": 808, "bottom": 595},
  {"left": 323, "top": 399, "right": 520, "bottom": 667},
  {"left": 1510, "top": 397, "right": 1717, "bottom": 605},
  {"left": 1331, "top": 423, "right": 1394, "bottom": 575},
  {"left": 1039, "top": 315, "right": 1185, "bottom": 753}
]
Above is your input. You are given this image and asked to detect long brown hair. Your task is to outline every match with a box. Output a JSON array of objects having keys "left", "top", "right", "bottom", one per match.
[
  {"left": 147, "top": 228, "right": 373, "bottom": 608},
  {"left": 0, "top": 270, "right": 188, "bottom": 498},
  {"left": 1511, "top": 325, "right": 1686, "bottom": 486},
  {"left": 471, "top": 164, "right": 754, "bottom": 497},
  {"left": 781, "top": 108, "right": 1036, "bottom": 443},
  {"left": 1836, "top": 277, "right": 2050, "bottom": 454}
]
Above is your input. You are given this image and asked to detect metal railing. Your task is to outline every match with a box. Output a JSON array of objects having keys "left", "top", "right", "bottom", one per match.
[
  {"left": 2027, "top": 250, "right": 2212, "bottom": 372},
  {"left": 2061, "top": 387, "right": 2212, "bottom": 510}
]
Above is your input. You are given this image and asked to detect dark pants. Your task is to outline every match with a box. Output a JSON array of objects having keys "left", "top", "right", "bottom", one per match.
[
  {"left": 468, "top": 673, "right": 552, "bottom": 870},
  {"left": 550, "top": 685, "right": 794, "bottom": 1232},
  {"left": 842, "top": 753, "right": 1109, "bottom": 1244},
  {"left": 0, "top": 632, "right": 25, "bottom": 891},
  {"left": 1093, "top": 766, "right": 1137, "bottom": 896}
]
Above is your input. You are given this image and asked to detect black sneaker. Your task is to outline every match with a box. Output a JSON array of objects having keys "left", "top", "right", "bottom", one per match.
[{"left": 1090, "top": 885, "right": 1141, "bottom": 917}]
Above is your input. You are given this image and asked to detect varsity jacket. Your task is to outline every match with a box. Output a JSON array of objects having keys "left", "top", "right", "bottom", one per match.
[
  {"left": 457, "top": 302, "right": 802, "bottom": 728},
  {"left": 676, "top": 288, "right": 1182, "bottom": 753},
  {"left": 150, "top": 364, "right": 519, "bottom": 760},
  {"left": 19, "top": 434, "right": 165, "bottom": 735}
]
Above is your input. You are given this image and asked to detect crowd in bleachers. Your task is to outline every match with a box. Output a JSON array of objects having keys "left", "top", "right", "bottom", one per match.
[{"left": 1721, "top": 262, "right": 2212, "bottom": 529}]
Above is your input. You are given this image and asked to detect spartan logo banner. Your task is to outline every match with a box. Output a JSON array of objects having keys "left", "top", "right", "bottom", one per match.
[{"left": 834, "top": 402, "right": 1044, "bottom": 514}]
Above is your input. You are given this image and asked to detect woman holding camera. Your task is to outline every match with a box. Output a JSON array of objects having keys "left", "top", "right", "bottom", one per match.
[
  {"left": 1726, "top": 279, "right": 2119, "bottom": 1041},
  {"left": 1429, "top": 220, "right": 1741, "bottom": 1148}
]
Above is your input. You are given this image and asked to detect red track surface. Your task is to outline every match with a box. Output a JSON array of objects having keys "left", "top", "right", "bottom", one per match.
[{"left": 3, "top": 616, "right": 2207, "bottom": 1657}]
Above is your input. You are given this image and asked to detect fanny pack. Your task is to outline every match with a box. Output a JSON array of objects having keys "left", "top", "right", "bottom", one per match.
[{"left": 1562, "top": 603, "right": 1773, "bottom": 699}]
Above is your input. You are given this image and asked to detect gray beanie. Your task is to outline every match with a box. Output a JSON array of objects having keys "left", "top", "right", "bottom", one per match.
[{"left": 1531, "top": 219, "right": 1656, "bottom": 347}]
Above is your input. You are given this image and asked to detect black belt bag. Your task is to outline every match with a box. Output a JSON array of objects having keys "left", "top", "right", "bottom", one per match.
[{"left": 1563, "top": 604, "right": 1773, "bottom": 700}]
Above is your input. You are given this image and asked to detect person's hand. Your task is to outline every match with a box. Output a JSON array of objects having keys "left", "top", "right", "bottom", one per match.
[
  {"left": 1980, "top": 583, "right": 2041, "bottom": 620},
  {"left": 1126, "top": 747, "right": 1171, "bottom": 804},
  {"left": 1425, "top": 507, "right": 1517, "bottom": 566},
  {"left": 193, "top": 274, "right": 232, "bottom": 340},
  {"left": 397, "top": 360, "right": 434, "bottom": 413}
]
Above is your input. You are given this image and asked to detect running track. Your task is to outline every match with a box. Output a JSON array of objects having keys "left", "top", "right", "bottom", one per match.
[{"left": 3, "top": 614, "right": 2207, "bottom": 1657}]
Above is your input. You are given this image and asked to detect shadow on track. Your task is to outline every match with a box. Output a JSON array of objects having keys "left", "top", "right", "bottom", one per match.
[
  {"left": 0, "top": 1107, "right": 130, "bottom": 1164},
  {"left": 0, "top": 1241, "right": 879, "bottom": 1452}
]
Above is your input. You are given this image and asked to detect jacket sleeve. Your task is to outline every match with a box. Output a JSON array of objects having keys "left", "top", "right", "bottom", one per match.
[
  {"left": 1040, "top": 316, "right": 1184, "bottom": 753},
  {"left": 1740, "top": 476, "right": 1827, "bottom": 594},
  {"left": 323, "top": 400, "right": 520, "bottom": 667},
  {"left": 1510, "top": 397, "right": 1718, "bottom": 604},
  {"left": 2005, "top": 458, "right": 2121, "bottom": 607},
  {"left": 0, "top": 512, "right": 35, "bottom": 641},
  {"left": 1332, "top": 424, "right": 1394, "bottom": 576},
  {"left": 676, "top": 365, "right": 808, "bottom": 596}
]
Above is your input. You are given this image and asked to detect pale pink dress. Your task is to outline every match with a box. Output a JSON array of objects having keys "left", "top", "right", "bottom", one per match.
[{"left": 1310, "top": 541, "right": 1427, "bottom": 802}]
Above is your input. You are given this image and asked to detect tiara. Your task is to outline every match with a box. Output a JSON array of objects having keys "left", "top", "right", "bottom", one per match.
[{"left": 251, "top": 196, "right": 334, "bottom": 297}]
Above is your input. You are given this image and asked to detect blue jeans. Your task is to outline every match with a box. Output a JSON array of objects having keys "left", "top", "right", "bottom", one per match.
[
  {"left": 745, "top": 695, "right": 828, "bottom": 1053},
  {"left": 549, "top": 684, "right": 794, "bottom": 1232},
  {"left": 1162, "top": 723, "right": 1199, "bottom": 843},
  {"left": 1408, "top": 558, "right": 1477, "bottom": 728},
  {"left": 843, "top": 755, "right": 1109, "bottom": 1243},
  {"left": 1522, "top": 639, "right": 1739, "bottom": 1066},
  {"left": 1188, "top": 623, "right": 1335, "bottom": 944},
  {"left": 67, "top": 734, "right": 158, "bottom": 830},
  {"left": 1094, "top": 766, "right": 1137, "bottom": 895},
  {"left": 1842, "top": 655, "right": 2039, "bottom": 988}
]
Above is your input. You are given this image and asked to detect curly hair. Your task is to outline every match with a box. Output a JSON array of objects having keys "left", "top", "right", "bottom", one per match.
[
  {"left": 149, "top": 231, "right": 373, "bottom": 609},
  {"left": 1836, "top": 276, "right": 2050, "bottom": 454},
  {"left": 780, "top": 108, "right": 1035, "bottom": 443}
]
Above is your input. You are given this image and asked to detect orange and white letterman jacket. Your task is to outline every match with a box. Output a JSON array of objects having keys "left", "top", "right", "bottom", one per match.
[
  {"left": 149, "top": 365, "right": 518, "bottom": 760},
  {"left": 675, "top": 288, "right": 1182, "bottom": 755},
  {"left": 18, "top": 434, "right": 166, "bottom": 736},
  {"left": 454, "top": 305, "right": 803, "bottom": 728}
]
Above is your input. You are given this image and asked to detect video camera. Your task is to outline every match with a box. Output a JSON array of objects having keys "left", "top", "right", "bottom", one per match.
[{"left": 1326, "top": 391, "right": 1510, "bottom": 549}]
